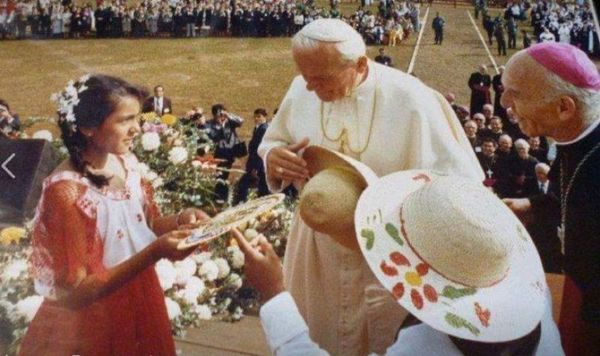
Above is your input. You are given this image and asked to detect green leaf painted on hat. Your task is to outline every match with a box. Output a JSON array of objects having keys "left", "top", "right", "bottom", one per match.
[
  {"left": 385, "top": 223, "right": 403, "bottom": 246},
  {"left": 441, "top": 286, "right": 477, "bottom": 299},
  {"left": 361, "top": 229, "right": 375, "bottom": 250},
  {"left": 445, "top": 312, "right": 481, "bottom": 336}
]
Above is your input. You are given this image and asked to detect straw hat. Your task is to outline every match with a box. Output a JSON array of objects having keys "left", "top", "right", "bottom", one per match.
[
  {"left": 354, "top": 170, "right": 546, "bottom": 342},
  {"left": 299, "top": 145, "right": 377, "bottom": 251}
]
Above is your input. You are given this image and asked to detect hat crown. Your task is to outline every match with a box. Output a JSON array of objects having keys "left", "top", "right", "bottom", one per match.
[
  {"left": 402, "top": 176, "right": 513, "bottom": 287},
  {"left": 300, "top": 166, "right": 366, "bottom": 237}
]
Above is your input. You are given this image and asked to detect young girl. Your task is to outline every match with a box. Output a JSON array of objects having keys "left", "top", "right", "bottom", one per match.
[{"left": 19, "top": 74, "right": 206, "bottom": 355}]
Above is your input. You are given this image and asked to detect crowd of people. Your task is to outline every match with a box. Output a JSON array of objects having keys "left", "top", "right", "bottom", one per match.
[
  {"left": 478, "top": 0, "right": 599, "bottom": 56},
  {"left": 0, "top": 0, "right": 424, "bottom": 44},
  {"left": 451, "top": 62, "right": 563, "bottom": 272}
]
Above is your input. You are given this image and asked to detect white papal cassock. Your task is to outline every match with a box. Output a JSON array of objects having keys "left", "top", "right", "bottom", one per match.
[{"left": 258, "top": 60, "right": 484, "bottom": 355}]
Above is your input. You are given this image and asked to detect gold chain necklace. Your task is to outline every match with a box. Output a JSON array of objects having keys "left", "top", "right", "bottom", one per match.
[{"left": 319, "top": 76, "right": 378, "bottom": 157}]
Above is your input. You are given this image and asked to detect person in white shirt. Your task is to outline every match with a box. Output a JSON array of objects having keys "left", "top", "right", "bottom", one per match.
[
  {"left": 534, "top": 163, "right": 551, "bottom": 194},
  {"left": 539, "top": 28, "right": 556, "bottom": 42}
]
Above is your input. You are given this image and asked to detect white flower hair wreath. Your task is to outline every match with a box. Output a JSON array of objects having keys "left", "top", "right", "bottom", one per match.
[{"left": 50, "top": 74, "right": 91, "bottom": 133}]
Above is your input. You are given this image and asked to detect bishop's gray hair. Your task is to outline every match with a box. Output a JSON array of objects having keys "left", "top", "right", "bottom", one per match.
[{"left": 543, "top": 71, "right": 600, "bottom": 126}]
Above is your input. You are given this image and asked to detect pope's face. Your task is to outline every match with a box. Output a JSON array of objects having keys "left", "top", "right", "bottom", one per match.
[
  {"left": 293, "top": 45, "right": 366, "bottom": 102},
  {"left": 501, "top": 55, "right": 560, "bottom": 138}
]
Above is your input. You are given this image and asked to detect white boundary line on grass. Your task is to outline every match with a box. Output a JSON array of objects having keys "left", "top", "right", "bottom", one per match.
[
  {"left": 466, "top": 10, "right": 499, "bottom": 74},
  {"left": 407, "top": 6, "right": 431, "bottom": 74}
]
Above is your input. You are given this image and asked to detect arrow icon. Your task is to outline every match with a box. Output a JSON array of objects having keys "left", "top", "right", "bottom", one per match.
[{"left": 2, "top": 153, "right": 15, "bottom": 179}]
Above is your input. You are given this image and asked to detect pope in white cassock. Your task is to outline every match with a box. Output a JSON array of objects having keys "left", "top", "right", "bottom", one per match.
[{"left": 258, "top": 19, "right": 484, "bottom": 355}]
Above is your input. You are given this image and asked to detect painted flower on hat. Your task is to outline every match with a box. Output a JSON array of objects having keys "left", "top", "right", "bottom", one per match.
[{"left": 381, "top": 250, "right": 438, "bottom": 310}]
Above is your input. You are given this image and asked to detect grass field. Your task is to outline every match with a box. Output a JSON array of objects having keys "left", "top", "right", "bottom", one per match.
[{"left": 4, "top": 3, "right": 595, "bottom": 139}]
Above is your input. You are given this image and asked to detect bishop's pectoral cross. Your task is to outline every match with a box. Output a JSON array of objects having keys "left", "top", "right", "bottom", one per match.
[{"left": 486, "top": 169, "right": 494, "bottom": 179}]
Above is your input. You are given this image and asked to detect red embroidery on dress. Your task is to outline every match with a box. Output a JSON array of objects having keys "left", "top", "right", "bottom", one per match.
[{"left": 117, "top": 230, "right": 125, "bottom": 240}]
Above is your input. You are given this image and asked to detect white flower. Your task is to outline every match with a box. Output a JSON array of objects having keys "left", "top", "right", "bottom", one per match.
[
  {"left": 155, "top": 259, "right": 177, "bottom": 291},
  {"left": 15, "top": 295, "right": 44, "bottom": 322},
  {"left": 65, "top": 111, "right": 76, "bottom": 123},
  {"left": 164, "top": 297, "right": 181, "bottom": 320},
  {"left": 198, "top": 260, "right": 219, "bottom": 281},
  {"left": 191, "top": 160, "right": 202, "bottom": 168},
  {"left": 168, "top": 146, "right": 188, "bottom": 165},
  {"left": 191, "top": 251, "right": 212, "bottom": 265},
  {"left": 227, "top": 273, "right": 243, "bottom": 290},
  {"left": 196, "top": 304, "right": 212, "bottom": 320},
  {"left": 152, "top": 177, "right": 164, "bottom": 189},
  {"left": 174, "top": 258, "right": 197, "bottom": 286},
  {"left": 214, "top": 258, "right": 231, "bottom": 279},
  {"left": 141, "top": 132, "right": 161, "bottom": 151},
  {"left": 244, "top": 228, "right": 258, "bottom": 241},
  {"left": 4, "top": 259, "right": 28, "bottom": 280},
  {"left": 32, "top": 130, "right": 54, "bottom": 142},
  {"left": 177, "top": 288, "right": 200, "bottom": 306},
  {"left": 232, "top": 306, "right": 244, "bottom": 320},
  {"left": 185, "top": 276, "right": 206, "bottom": 296},
  {"left": 145, "top": 171, "right": 158, "bottom": 182},
  {"left": 227, "top": 246, "right": 245, "bottom": 269}
]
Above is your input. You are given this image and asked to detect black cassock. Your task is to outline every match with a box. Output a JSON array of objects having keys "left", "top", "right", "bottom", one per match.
[
  {"left": 530, "top": 123, "right": 600, "bottom": 329},
  {"left": 468, "top": 72, "right": 492, "bottom": 116}
]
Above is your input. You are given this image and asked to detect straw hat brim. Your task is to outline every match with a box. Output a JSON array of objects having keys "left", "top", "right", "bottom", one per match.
[
  {"left": 303, "top": 145, "right": 378, "bottom": 184},
  {"left": 354, "top": 170, "right": 546, "bottom": 342}
]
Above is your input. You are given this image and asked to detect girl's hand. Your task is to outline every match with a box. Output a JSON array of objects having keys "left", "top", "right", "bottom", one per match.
[
  {"left": 152, "top": 230, "right": 195, "bottom": 261},
  {"left": 177, "top": 208, "right": 210, "bottom": 229}
]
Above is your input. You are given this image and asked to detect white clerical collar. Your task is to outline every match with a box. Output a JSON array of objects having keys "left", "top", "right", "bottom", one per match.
[
  {"left": 555, "top": 118, "right": 600, "bottom": 146},
  {"left": 342, "top": 60, "right": 376, "bottom": 101}
]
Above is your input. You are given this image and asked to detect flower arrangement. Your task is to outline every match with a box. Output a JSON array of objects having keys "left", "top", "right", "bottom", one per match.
[
  {"left": 0, "top": 225, "right": 39, "bottom": 355},
  {"left": 2, "top": 111, "right": 297, "bottom": 351},
  {"left": 132, "top": 112, "right": 225, "bottom": 214},
  {"left": 154, "top": 197, "right": 295, "bottom": 335}
]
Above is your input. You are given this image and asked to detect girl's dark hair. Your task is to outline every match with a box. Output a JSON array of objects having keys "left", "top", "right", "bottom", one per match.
[{"left": 58, "top": 74, "right": 148, "bottom": 188}]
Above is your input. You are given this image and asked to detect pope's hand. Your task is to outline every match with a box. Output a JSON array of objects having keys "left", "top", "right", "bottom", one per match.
[
  {"left": 230, "top": 228, "right": 284, "bottom": 303},
  {"left": 267, "top": 138, "right": 310, "bottom": 182}
]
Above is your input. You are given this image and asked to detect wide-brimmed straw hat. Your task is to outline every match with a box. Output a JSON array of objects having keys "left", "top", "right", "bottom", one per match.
[
  {"left": 354, "top": 170, "right": 546, "bottom": 342},
  {"left": 299, "top": 145, "right": 377, "bottom": 250}
]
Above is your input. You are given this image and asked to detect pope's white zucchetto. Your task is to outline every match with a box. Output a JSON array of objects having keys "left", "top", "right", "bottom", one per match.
[{"left": 297, "top": 18, "right": 363, "bottom": 43}]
